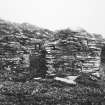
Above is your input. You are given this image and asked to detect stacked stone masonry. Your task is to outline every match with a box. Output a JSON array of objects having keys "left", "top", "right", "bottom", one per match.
[
  {"left": 46, "top": 30, "right": 104, "bottom": 75},
  {"left": 0, "top": 19, "right": 104, "bottom": 81}
]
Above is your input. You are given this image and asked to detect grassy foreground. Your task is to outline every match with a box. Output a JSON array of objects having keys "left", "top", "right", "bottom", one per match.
[{"left": 0, "top": 78, "right": 105, "bottom": 105}]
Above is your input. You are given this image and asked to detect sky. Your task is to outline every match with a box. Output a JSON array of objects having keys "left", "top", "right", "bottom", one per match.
[{"left": 0, "top": 0, "right": 105, "bottom": 37}]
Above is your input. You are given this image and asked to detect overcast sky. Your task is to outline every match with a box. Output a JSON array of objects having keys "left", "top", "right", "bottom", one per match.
[{"left": 0, "top": 0, "right": 105, "bottom": 37}]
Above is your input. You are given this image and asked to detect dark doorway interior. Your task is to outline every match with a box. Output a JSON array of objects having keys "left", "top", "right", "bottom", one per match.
[
  {"left": 29, "top": 48, "right": 48, "bottom": 79},
  {"left": 101, "top": 45, "right": 105, "bottom": 64}
]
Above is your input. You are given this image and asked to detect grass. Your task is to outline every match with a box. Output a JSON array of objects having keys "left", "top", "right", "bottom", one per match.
[{"left": 0, "top": 77, "right": 105, "bottom": 105}]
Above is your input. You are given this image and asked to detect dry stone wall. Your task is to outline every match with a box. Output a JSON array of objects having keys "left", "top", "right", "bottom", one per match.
[
  {"left": 0, "top": 20, "right": 48, "bottom": 81},
  {"left": 0, "top": 34, "right": 43, "bottom": 81},
  {"left": 46, "top": 30, "right": 104, "bottom": 75},
  {"left": 0, "top": 19, "right": 104, "bottom": 81}
]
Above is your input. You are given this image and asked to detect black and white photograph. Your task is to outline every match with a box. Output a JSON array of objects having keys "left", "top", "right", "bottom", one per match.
[{"left": 0, "top": 0, "right": 105, "bottom": 105}]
